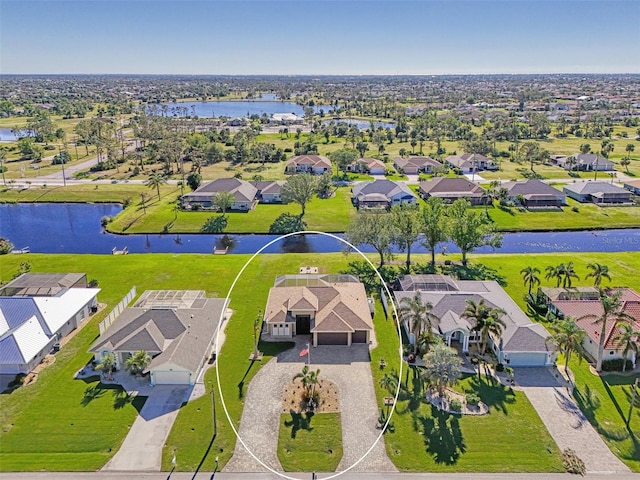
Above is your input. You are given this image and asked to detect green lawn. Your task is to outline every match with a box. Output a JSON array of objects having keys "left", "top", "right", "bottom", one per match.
[
  {"left": 369, "top": 295, "right": 562, "bottom": 472},
  {"left": 0, "top": 184, "right": 177, "bottom": 204},
  {"left": 107, "top": 186, "right": 356, "bottom": 234},
  {"left": 277, "top": 412, "right": 343, "bottom": 471},
  {"left": 570, "top": 360, "right": 640, "bottom": 471}
]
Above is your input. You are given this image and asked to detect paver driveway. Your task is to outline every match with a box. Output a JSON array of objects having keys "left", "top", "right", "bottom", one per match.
[{"left": 224, "top": 339, "right": 396, "bottom": 473}]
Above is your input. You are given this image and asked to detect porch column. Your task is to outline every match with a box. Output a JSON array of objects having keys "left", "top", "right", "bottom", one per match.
[
  {"left": 447, "top": 334, "right": 452, "bottom": 347},
  {"left": 313, "top": 332, "right": 318, "bottom": 347},
  {"left": 462, "top": 335, "right": 469, "bottom": 353},
  {"left": 347, "top": 333, "right": 352, "bottom": 346}
]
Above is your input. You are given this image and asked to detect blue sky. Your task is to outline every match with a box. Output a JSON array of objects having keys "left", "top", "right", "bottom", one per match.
[{"left": 1, "top": 0, "right": 639, "bottom": 74}]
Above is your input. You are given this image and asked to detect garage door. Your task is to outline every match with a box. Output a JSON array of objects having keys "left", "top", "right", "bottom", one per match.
[
  {"left": 506, "top": 353, "right": 548, "bottom": 367},
  {"left": 317, "top": 333, "right": 348, "bottom": 345},
  {"left": 153, "top": 370, "right": 191, "bottom": 385},
  {"left": 352, "top": 331, "right": 368, "bottom": 343}
]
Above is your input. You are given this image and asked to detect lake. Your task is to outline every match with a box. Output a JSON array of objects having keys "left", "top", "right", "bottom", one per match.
[
  {"left": 146, "top": 100, "right": 333, "bottom": 119},
  {"left": 1, "top": 203, "right": 639, "bottom": 255}
]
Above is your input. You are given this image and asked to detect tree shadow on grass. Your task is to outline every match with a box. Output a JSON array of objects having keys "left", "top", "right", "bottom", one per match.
[
  {"left": 113, "top": 389, "right": 134, "bottom": 410},
  {"left": 466, "top": 373, "right": 516, "bottom": 414},
  {"left": 81, "top": 384, "right": 106, "bottom": 406},
  {"left": 392, "top": 366, "right": 427, "bottom": 415},
  {"left": 418, "top": 406, "right": 466, "bottom": 465},
  {"left": 284, "top": 410, "right": 314, "bottom": 439},
  {"left": 573, "top": 384, "right": 630, "bottom": 442}
]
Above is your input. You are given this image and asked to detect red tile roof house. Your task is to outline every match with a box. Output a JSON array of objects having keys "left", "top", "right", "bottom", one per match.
[
  {"left": 181, "top": 178, "right": 258, "bottom": 211},
  {"left": 503, "top": 179, "right": 566, "bottom": 209},
  {"left": 263, "top": 274, "right": 374, "bottom": 346},
  {"left": 542, "top": 287, "right": 640, "bottom": 369},
  {"left": 346, "top": 157, "right": 386, "bottom": 175},
  {"left": 285, "top": 155, "right": 332, "bottom": 175},
  {"left": 418, "top": 177, "right": 485, "bottom": 206},
  {"left": 393, "top": 156, "right": 443, "bottom": 175}
]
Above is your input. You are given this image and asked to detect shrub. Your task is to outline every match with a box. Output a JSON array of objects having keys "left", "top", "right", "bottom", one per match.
[
  {"left": 466, "top": 393, "right": 480, "bottom": 406},
  {"left": 88, "top": 279, "right": 99, "bottom": 288},
  {"left": 571, "top": 206, "right": 580, "bottom": 213},
  {"left": 601, "top": 358, "right": 633, "bottom": 372},
  {"left": 201, "top": 215, "right": 227, "bottom": 233},
  {"left": 90, "top": 161, "right": 117, "bottom": 172},
  {"left": 122, "top": 196, "right": 133, "bottom": 208},
  {"left": 562, "top": 448, "right": 586, "bottom": 475},
  {"left": 269, "top": 213, "right": 306, "bottom": 234},
  {"left": 449, "top": 398, "right": 462, "bottom": 412},
  {"left": 495, "top": 363, "right": 504, "bottom": 372},
  {"left": 191, "top": 203, "right": 202, "bottom": 211},
  {"left": 0, "top": 237, "right": 14, "bottom": 255},
  {"left": 100, "top": 216, "right": 113, "bottom": 227}
]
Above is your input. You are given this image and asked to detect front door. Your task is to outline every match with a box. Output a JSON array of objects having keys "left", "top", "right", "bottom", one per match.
[{"left": 296, "top": 315, "right": 311, "bottom": 334}]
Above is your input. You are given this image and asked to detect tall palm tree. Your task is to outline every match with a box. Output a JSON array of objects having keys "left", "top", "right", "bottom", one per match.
[
  {"left": 462, "top": 299, "right": 490, "bottom": 352},
  {"left": 146, "top": 173, "right": 167, "bottom": 201},
  {"left": 548, "top": 318, "right": 587, "bottom": 372},
  {"left": 421, "top": 343, "right": 462, "bottom": 397},
  {"left": 520, "top": 266, "right": 541, "bottom": 294},
  {"left": 613, "top": 324, "right": 639, "bottom": 373},
  {"left": 545, "top": 264, "right": 564, "bottom": 287},
  {"left": 477, "top": 308, "right": 507, "bottom": 356},
  {"left": 586, "top": 262, "right": 611, "bottom": 288},
  {"left": 579, "top": 290, "right": 634, "bottom": 371},
  {"left": 399, "top": 292, "right": 439, "bottom": 353},
  {"left": 562, "top": 262, "right": 580, "bottom": 288}
]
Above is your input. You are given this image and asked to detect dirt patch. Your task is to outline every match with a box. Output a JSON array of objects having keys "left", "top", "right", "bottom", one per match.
[{"left": 281, "top": 378, "right": 339, "bottom": 413}]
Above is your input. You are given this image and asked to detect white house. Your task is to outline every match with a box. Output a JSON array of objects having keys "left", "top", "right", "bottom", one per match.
[
  {"left": 394, "top": 275, "right": 555, "bottom": 367},
  {"left": 0, "top": 273, "right": 100, "bottom": 375}
]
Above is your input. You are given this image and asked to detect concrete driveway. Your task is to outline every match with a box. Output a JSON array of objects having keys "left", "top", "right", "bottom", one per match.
[
  {"left": 102, "top": 386, "right": 189, "bottom": 471},
  {"left": 515, "top": 368, "right": 630, "bottom": 474}
]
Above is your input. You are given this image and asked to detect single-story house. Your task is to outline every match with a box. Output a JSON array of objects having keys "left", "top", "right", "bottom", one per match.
[
  {"left": 418, "top": 177, "right": 485, "bottom": 205},
  {"left": 352, "top": 179, "right": 417, "bottom": 209},
  {"left": 264, "top": 274, "right": 374, "bottom": 346},
  {"left": 89, "top": 290, "right": 228, "bottom": 386},
  {"left": 285, "top": 155, "right": 332, "bottom": 175},
  {"left": 181, "top": 178, "right": 258, "bottom": 211},
  {"left": 346, "top": 157, "right": 386, "bottom": 175},
  {"left": 503, "top": 179, "right": 565, "bottom": 208},
  {"left": 394, "top": 156, "right": 443, "bottom": 175},
  {"left": 0, "top": 273, "right": 100, "bottom": 375},
  {"left": 552, "top": 153, "right": 614, "bottom": 172},
  {"left": 251, "top": 180, "right": 287, "bottom": 204},
  {"left": 445, "top": 153, "right": 497, "bottom": 174},
  {"left": 623, "top": 179, "right": 640, "bottom": 195},
  {"left": 563, "top": 181, "right": 633, "bottom": 205},
  {"left": 394, "top": 275, "right": 555, "bottom": 367},
  {"left": 547, "top": 287, "right": 640, "bottom": 368}
]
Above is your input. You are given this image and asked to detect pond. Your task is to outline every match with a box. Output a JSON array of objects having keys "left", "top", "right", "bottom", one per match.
[
  {"left": 0, "top": 128, "right": 32, "bottom": 142},
  {"left": 1, "top": 203, "right": 639, "bottom": 255},
  {"left": 323, "top": 119, "right": 396, "bottom": 130}
]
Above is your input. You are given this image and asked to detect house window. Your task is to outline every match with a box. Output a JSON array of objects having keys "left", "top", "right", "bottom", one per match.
[{"left": 609, "top": 351, "right": 614, "bottom": 355}]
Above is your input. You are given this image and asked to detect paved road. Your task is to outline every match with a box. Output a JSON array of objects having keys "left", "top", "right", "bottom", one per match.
[
  {"left": 514, "top": 368, "right": 630, "bottom": 474},
  {"left": 2, "top": 472, "right": 640, "bottom": 480}
]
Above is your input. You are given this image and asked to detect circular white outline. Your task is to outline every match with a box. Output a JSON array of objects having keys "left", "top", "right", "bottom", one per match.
[{"left": 214, "top": 230, "right": 403, "bottom": 479}]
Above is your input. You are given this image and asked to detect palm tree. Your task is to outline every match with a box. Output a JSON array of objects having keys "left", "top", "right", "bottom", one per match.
[
  {"left": 578, "top": 290, "right": 634, "bottom": 371},
  {"left": 95, "top": 352, "right": 117, "bottom": 379},
  {"left": 421, "top": 343, "right": 462, "bottom": 397},
  {"left": 124, "top": 350, "right": 151, "bottom": 375},
  {"left": 586, "top": 262, "right": 611, "bottom": 287},
  {"left": 462, "top": 299, "right": 490, "bottom": 352},
  {"left": 399, "top": 292, "right": 439, "bottom": 353},
  {"left": 520, "top": 266, "right": 541, "bottom": 294},
  {"left": 613, "top": 324, "right": 639, "bottom": 373},
  {"left": 548, "top": 318, "right": 587, "bottom": 372},
  {"left": 293, "top": 365, "right": 320, "bottom": 401},
  {"left": 545, "top": 264, "right": 564, "bottom": 287},
  {"left": 561, "top": 261, "right": 580, "bottom": 288},
  {"left": 477, "top": 308, "right": 507, "bottom": 356},
  {"left": 146, "top": 173, "right": 167, "bottom": 201}
]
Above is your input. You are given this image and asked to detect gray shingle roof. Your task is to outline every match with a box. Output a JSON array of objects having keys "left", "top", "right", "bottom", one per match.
[
  {"left": 352, "top": 179, "right": 416, "bottom": 201},
  {"left": 182, "top": 178, "right": 258, "bottom": 202},
  {"left": 419, "top": 178, "right": 484, "bottom": 197},
  {"left": 563, "top": 181, "right": 630, "bottom": 195},
  {"left": 503, "top": 179, "right": 564, "bottom": 198}
]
